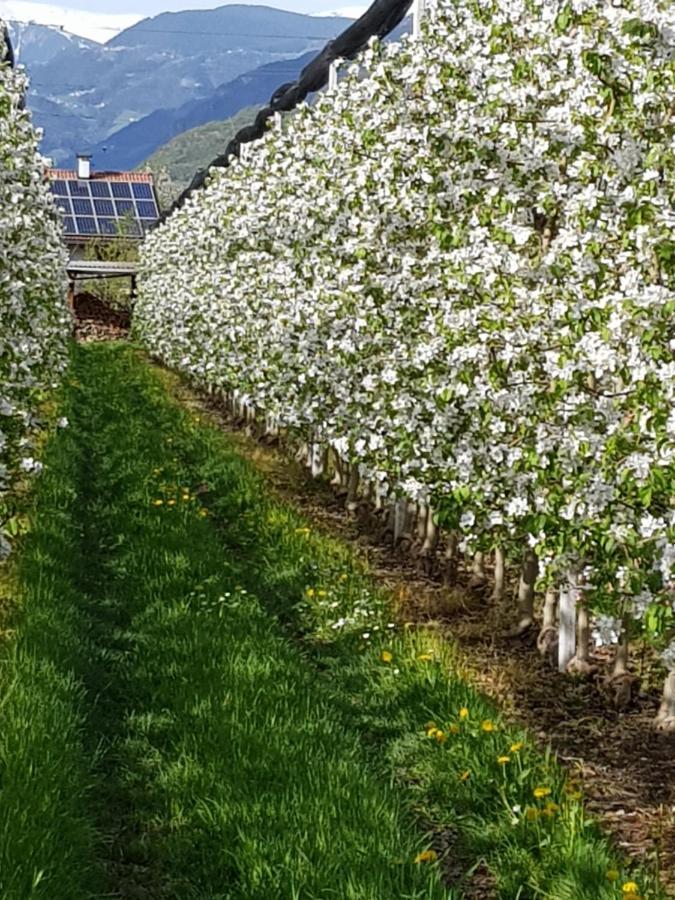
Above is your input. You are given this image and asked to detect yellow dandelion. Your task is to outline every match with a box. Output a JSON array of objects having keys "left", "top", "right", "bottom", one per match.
[
  {"left": 459, "top": 770, "right": 470, "bottom": 781},
  {"left": 317, "top": 589, "right": 327, "bottom": 597},
  {"left": 481, "top": 720, "right": 495, "bottom": 732},
  {"left": 339, "top": 573, "right": 348, "bottom": 581},
  {"left": 295, "top": 526, "right": 310, "bottom": 536},
  {"left": 434, "top": 731, "right": 447, "bottom": 743},
  {"left": 425, "top": 722, "right": 437, "bottom": 735},
  {"left": 380, "top": 650, "right": 393, "bottom": 663},
  {"left": 622, "top": 884, "right": 640, "bottom": 895},
  {"left": 167, "top": 499, "right": 176, "bottom": 506},
  {"left": 510, "top": 741, "right": 524, "bottom": 752},
  {"left": 459, "top": 707, "right": 469, "bottom": 719},
  {"left": 306, "top": 588, "right": 315, "bottom": 598},
  {"left": 414, "top": 849, "right": 437, "bottom": 864},
  {"left": 606, "top": 870, "right": 620, "bottom": 882},
  {"left": 497, "top": 755, "right": 510, "bottom": 765},
  {"left": 533, "top": 786, "right": 551, "bottom": 799},
  {"left": 545, "top": 801, "right": 560, "bottom": 814},
  {"left": 198, "top": 509, "right": 209, "bottom": 519},
  {"left": 152, "top": 499, "right": 163, "bottom": 506},
  {"left": 417, "top": 653, "right": 434, "bottom": 662}
]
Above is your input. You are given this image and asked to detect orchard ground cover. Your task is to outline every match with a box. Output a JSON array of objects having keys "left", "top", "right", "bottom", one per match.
[
  {"left": 0, "top": 341, "right": 665, "bottom": 899},
  {"left": 169, "top": 365, "right": 675, "bottom": 895}
]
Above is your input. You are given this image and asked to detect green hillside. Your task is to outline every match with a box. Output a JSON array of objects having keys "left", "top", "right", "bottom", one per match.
[{"left": 142, "top": 106, "right": 261, "bottom": 206}]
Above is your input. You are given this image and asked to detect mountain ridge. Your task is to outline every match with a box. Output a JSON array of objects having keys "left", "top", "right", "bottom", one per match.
[{"left": 12, "top": 6, "right": 354, "bottom": 165}]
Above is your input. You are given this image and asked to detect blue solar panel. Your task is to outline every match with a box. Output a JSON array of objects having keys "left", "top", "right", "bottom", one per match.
[
  {"left": 69, "top": 180, "right": 90, "bottom": 197},
  {"left": 132, "top": 182, "right": 153, "bottom": 200},
  {"left": 98, "top": 219, "right": 117, "bottom": 235},
  {"left": 72, "top": 198, "right": 94, "bottom": 216},
  {"left": 94, "top": 199, "right": 115, "bottom": 216},
  {"left": 75, "top": 217, "right": 98, "bottom": 234},
  {"left": 111, "top": 182, "right": 132, "bottom": 199},
  {"left": 90, "top": 181, "right": 111, "bottom": 197},
  {"left": 137, "top": 201, "right": 158, "bottom": 218},
  {"left": 49, "top": 174, "right": 159, "bottom": 238}
]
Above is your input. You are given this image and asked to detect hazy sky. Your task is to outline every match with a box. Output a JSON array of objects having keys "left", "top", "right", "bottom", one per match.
[{"left": 0, "top": 0, "right": 365, "bottom": 42}]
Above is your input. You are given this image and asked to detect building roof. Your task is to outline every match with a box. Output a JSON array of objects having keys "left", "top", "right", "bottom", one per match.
[
  {"left": 47, "top": 166, "right": 160, "bottom": 242},
  {"left": 49, "top": 169, "right": 155, "bottom": 184}
]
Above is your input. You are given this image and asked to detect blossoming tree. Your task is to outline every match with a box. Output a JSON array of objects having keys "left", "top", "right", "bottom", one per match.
[
  {"left": 135, "top": 0, "right": 675, "bottom": 728},
  {"left": 0, "top": 24, "right": 70, "bottom": 559}
]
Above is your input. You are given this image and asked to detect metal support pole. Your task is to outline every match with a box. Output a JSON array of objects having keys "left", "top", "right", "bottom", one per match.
[
  {"left": 412, "top": 0, "right": 426, "bottom": 38},
  {"left": 328, "top": 60, "right": 339, "bottom": 92}
]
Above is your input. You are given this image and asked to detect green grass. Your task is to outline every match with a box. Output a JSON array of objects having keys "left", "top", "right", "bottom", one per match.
[
  {"left": 0, "top": 341, "right": 662, "bottom": 899},
  {"left": 0, "top": 342, "right": 446, "bottom": 899}
]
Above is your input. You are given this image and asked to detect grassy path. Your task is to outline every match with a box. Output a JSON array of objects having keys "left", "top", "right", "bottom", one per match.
[{"left": 0, "top": 342, "right": 660, "bottom": 899}]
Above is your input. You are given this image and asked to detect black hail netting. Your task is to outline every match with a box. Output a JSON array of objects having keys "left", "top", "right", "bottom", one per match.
[
  {"left": 2, "top": 24, "right": 16, "bottom": 68},
  {"left": 163, "top": 0, "right": 413, "bottom": 219}
]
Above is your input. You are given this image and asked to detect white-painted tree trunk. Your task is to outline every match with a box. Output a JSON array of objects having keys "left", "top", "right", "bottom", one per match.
[
  {"left": 394, "top": 497, "right": 408, "bottom": 542},
  {"left": 558, "top": 579, "right": 577, "bottom": 672},
  {"left": 491, "top": 546, "right": 505, "bottom": 602},
  {"left": 515, "top": 550, "right": 538, "bottom": 634},
  {"left": 416, "top": 503, "right": 428, "bottom": 543},
  {"left": 537, "top": 586, "right": 558, "bottom": 657},
  {"left": 421, "top": 507, "right": 439, "bottom": 555},
  {"left": 655, "top": 670, "right": 675, "bottom": 731},
  {"left": 472, "top": 551, "right": 486, "bottom": 581},
  {"left": 346, "top": 465, "right": 360, "bottom": 514}
]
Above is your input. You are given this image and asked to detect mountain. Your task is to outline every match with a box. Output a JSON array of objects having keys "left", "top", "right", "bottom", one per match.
[
  {"left": 91, "top": 51, "right": 314, "bottom": 171},
  {"left": 6, "top": 21, "right": 97, "bottom": 67},
  {"left": 15, "top": 6, "right": 353, "bottom": 165},
  {"left": 91, "top": 16, "right": 410, "bottom": 173},
  {"left": 143, "top": 105, "right": 262, "bottom": 204}
]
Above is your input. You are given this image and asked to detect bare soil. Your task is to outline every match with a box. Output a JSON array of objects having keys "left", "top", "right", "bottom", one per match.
[{"left": 73, "top": 293, "right": 130, "bottom": 342}]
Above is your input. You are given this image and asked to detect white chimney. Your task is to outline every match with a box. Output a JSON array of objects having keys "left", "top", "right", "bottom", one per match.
[{"left": 77, "top": 154, "right": 91, "bottom": 179}]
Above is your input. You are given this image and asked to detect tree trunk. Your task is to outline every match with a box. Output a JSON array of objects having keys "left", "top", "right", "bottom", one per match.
[
  {"left": 566, "top": 602, "right": 597, "bottom": 675},
  {"left": 608, "top": 626, "right": 634, "bottom": 709},
  {"left": 513, "top": 550, "right": 537, "bottom": 634},
  {"left": 310, "top": 442, "right": 324, "bottom": 477},
  {"left": 329, "top": 448, "right": 342, "bottom": 487},
  {"left": 346, "top": 465, "right": 360, "bottom": 514},
  {"left": 393, "top": 497, "right": 408, "bottom": 543},
  {"left": 491, "top": 546, "right": 505, "bottom": 603},
  {"left": 416, "top": 503, "right": 428, "bottom": 544},
  {"left": 443, "top": 531, "right": 459, "bottom": 586},
  {"left": 655, "top": 670, "right": 675, "bottom": 731},
  {"left": 421, "top": 507, "right": 439, "bottom": 555},
  {"left": 471, "top": 551, "right": 486, "bottom": 582},
  {"left": 537, "top": 586, "right": 558, "bottom": 658},
  {"left": 558, "top": 580, "right": 577, "bottom": 671}
]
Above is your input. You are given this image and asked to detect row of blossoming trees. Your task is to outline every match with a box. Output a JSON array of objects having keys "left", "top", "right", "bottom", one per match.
[
  {"left": 135, "top": 0, "right": 675, "bottom": 728},
  {"left": 0, "top": 23, "right": 70, "bottom": 560}
]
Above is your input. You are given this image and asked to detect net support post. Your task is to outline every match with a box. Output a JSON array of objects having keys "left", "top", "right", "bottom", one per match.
[
  {"left": 328, "top": 60, "right": 339, "bottom": 92},
  {"left": 412, "top": 0, "right": 426, "bottom": 38}
]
